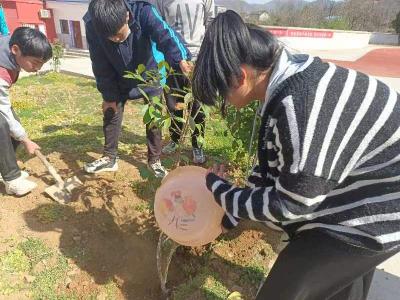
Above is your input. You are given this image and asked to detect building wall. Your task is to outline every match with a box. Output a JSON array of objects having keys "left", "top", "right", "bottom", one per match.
[
  {"left": 264, "top": 26, "right": 371, "bottom": 50},
  {"left": 1, "top": 0, "right": 56, "bottom": 40},
  {"left": 369, "top": 33, "right": 399, "bottom": 46},
  {"left": 46, "top": 0, "right": 88, "bottom": 49}
]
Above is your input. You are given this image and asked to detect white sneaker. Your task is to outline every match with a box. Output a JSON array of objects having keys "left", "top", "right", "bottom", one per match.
[
  {"left": 5, "top": 175, "right": 37, "bottom": 196},
  {"left": 0, "top": 171, "right": 29, "bottom": 183}
]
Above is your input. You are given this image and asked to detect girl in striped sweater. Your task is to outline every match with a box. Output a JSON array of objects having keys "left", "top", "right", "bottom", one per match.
[{"left": 192, "top": 10, "right": 400, "bottom": 300}]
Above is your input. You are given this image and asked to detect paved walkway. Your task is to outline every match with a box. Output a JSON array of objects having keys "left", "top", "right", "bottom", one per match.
[{"left": 329, "top": 48, "right": 400, "bottom": 78}]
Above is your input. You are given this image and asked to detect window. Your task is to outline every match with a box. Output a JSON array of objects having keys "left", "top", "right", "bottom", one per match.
[
  {"left": 21, "top": 23, "right": 36, "bottom": 29},
  {"left": 60, "top": 20, "right": 69, "bottom": 34}
]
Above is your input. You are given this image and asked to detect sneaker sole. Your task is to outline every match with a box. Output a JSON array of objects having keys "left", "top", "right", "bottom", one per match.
[
  {"left": 6, "top": 189, "right": 35, "bottom": 196},
  {"left": 162, "top": 149, "right": 177, "bottom": 155},
  {"left": 193, "top": 157, "right": 206, "bottom": 164},
  {"left": 147, "top": 165, "right": 168, "bottom": 178},
  {"left": 0, "top": 171, "right": 29, "bottom": 183},
  {"left": 5, "top": 183, "right": 37, "bottom": 196},
  {"left": 84, "top": 164, "right": 118, "bottom": 174}
]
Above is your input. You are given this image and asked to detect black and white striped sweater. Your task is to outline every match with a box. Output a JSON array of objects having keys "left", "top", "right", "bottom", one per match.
[{"left": 207, "top": 57, "right": 400, "bottom": 252}]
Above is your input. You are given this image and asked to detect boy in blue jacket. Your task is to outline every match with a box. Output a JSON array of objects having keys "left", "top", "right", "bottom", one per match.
[{"left": 83, "top": 0, "right": 192, "bottom": 177}]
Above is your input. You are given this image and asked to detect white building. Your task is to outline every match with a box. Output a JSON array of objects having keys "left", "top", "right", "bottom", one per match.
[
  {"left": 259, "top": 12, "right": 270, "bottom": 23},
  {"left": 46, "top": 0, "right": 89, "bottom": 49},
  {"left": 46, "top": 0, "right": 221, "bottom": 50}
]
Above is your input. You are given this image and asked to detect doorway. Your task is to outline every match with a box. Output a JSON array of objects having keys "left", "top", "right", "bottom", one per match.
[{"left": 71, "top": 21, "right": 83, "bottom": 49}]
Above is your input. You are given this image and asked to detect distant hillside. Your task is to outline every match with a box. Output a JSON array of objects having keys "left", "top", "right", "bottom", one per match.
[
  {"left": 215, "top": 0, "right": 399, "bottom": 14},
  {"left": 215, "top": 0, "right": 308, "bottom": 13}
]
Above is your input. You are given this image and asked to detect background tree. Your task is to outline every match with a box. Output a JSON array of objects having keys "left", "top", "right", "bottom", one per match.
[{"left": 392, "top": 11, "right": 400, "bottom": 45}]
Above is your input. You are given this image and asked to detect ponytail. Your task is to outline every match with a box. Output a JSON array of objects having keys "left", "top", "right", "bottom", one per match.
[{"left": 192, "top": 10, "right": 281, "bottom": 108}]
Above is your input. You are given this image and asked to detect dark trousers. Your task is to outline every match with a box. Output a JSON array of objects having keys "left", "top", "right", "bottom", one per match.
[
  {"left": 0, "top": 112, "right": 21, "bottom": 181},
  {"left": 257, "top": 231, "right": 398, "bottom": 300},
  {"left": 103, "top": 101, "right": 161, "bottom": 163},
  {"left": 166, "top": 74, "right": 205, "bottom": 148}
]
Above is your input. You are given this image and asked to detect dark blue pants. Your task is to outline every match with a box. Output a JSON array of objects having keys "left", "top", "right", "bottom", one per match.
[
  {"left": 103, "top": 101, "right": 162, "bottom": 163},
  {"left": 0, "top": 111, "right": 21, "bottom": 181}
]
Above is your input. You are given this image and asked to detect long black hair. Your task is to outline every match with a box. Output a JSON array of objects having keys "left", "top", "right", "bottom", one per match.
[{"left": 192, "top": 10, "right": 281, "bottom": 108}]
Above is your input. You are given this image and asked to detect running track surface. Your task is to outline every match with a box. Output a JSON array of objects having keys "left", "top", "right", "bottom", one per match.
[{"left": 327, "top": 48, "right": 400, "bottom": 78}]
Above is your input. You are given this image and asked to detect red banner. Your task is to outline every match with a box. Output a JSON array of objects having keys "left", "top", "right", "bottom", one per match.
[{"left": 268, "top": 28, "right": 334, "bottom": 39}]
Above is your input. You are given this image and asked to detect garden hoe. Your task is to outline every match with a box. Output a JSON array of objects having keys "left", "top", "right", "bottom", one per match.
[{"left": 34, "top": 150, "right": 82, "bottom": 204}]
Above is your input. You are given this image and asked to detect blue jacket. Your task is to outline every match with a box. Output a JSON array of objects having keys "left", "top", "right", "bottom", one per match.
[{"left": 83, "top": 0, "right": 190, "bottom": 102}]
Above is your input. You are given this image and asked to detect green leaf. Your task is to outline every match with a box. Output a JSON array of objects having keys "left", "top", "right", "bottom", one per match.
[
  {"left": 174, "top": 116, "right": 186, "bottom": 124},
  {"left": 184, "top": 93, "right": 193, "bottom": 104},
  {"left": 180, "top": 154, "right": 190, "bottom": 164},
  {"left": 141, "top": 104, "right": 149, "bottom": 116},
  {"left": 138, "top": 87, "right": 150, "bottom": 102},
  {"left": 143, "top": 106, "right": 155, "bottom": 124},
  {"left": 201, "top": 104, "right": 211, "bottom": 118},
  {"left": 169, "top": 93, "right": 185, "bottom": 99},
  {"left": 153, "top": 110, "right": 162, "bottom": 120},
  {"left": 158, "top": 61, "right": 170, "bottom": 71},
  {"left": 138, "top": 166, "right": 153, "bottom": 180},
  {"left": 189, "top": 116, "right": 196, "bottom": 131},
  {"left": 148, "top": 105, "right": 155, "bottom": 117},
  {"left": 163, "top": 117, "right": 172, "bottom": 131},
  {"left": 137, "top": 64, "right": 146, "bottom": 74},
  {"left": 163, "top": 85, "right": 171, "bottom": 93},
  {"left": 124, "top": 71, "right": 145, "bottom": 82},
  {"left": 197, "top": 136, "right": 205, "bottom": 146}
]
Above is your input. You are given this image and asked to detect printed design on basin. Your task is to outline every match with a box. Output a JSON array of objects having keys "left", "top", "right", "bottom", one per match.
[{"left": 160, "top": 191, "right": 197, "bottom": 231}]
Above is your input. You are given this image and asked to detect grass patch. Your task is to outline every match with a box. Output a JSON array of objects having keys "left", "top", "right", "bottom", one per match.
[
  {"left": 35, "top": 203, "right": 65, "bottom": 224},
  {"left": 18, "top": 238, "right": 53, "bottom": 267},
  {"left": 131, "top": 177, "right": 160, "bottom": 206},
  {"left": 133, "top": 201, "right": 152, "bottom": 214},
  {"left": 0, "top": 248, "right": 30, "bottom": 273},
  {"left": 0, "top": 237, "right": 73, "bottom": 299},
  {"left": 173, "top": 269, "right": 231, "bottom": 300},
  {"left": 240, "top": 262, "right": 268, "bottom": 286},
  {"left": 104, "top": 280, "right": 119, "bottom": 300},
  {"left": 30, "top": 256, "right": 70, "bottom": 300}
]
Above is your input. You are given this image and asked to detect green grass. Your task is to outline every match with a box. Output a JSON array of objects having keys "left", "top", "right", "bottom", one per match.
[
  {"left": 35, "top": 204, "right": 66, "bottom": 224},
  {"left": 18, "top": 238, "right": 53, "bottom": 267},
  {"left": 31, "top": 256, "right": 70, "bottom": 300},
  {"left": 6, "top": 72, "right": 275, "bottom": 299},
  {"left": 173, "top": 269, "right": 231, "bottom": 300},
  {"left": 0, "top": 248, "right": 31, "bottom": 273},
  {"left": 12, "top": 72, "right": 244, "bottom": 173},
  {"left": 0, "top": 237, "right": 74, "bottom": 299},
  {"left": 104, "top": 280, "right": 119, "bottom": 300}
]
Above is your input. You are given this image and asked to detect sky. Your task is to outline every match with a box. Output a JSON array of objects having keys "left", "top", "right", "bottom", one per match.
[{"left": 246, "top": 0, "right": 342, "bottom": 3}]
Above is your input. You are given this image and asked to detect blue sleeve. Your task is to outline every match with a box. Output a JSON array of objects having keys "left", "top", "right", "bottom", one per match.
[
  {"left": 85, "top": 24, "right": 121, "bottom": 102},
  {"left": 140, "top": 4, "right": 192, "bottom": 69}
]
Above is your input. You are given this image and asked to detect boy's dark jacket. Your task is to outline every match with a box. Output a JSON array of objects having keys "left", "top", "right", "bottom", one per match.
[{"left": 83, "top": 0, "right": 190, "bottom": 102}]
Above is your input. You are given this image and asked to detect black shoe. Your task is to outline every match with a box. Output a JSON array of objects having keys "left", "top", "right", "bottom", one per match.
[{"left": 84, "top": 157, "right": 118, "bottom": 174}]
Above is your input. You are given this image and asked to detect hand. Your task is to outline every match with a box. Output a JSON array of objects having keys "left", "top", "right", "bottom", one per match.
[
  {"left": 22, "top": 138, "right": 40, "bottom": 155},
  {"left": 179, "top": 60, "right": 194, "bottom": 77},
  {"left": 102, "top": 101, "right": 117, "bottom": 114},
  {"left": 206, "top": 164, "right": 226, "bottom": 179}
]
